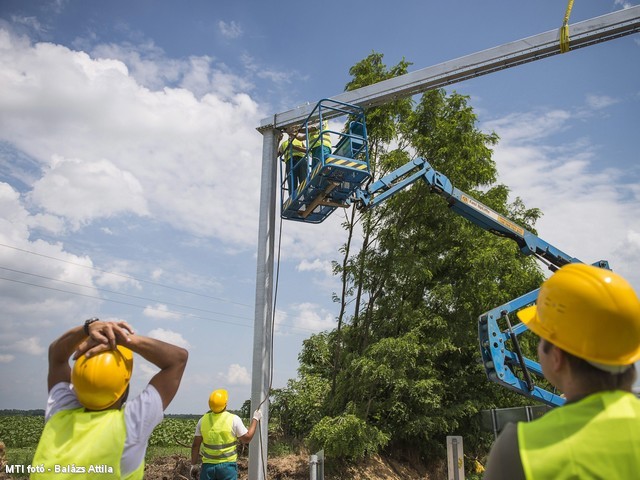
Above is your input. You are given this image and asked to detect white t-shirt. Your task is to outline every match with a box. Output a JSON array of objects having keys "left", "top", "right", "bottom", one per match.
[
  {"left": 194, "top": 413, "right": 248, "bottom": 439},
  {"left": 46, "top": 382, "right": 164, "bottom": 477}
]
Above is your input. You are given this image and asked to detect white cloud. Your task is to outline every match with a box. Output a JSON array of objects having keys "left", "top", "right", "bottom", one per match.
[
  {"left": 283, "top": 302, "right": 335, "bottom": 334},
  {"left": 297, "top": 258, "right": 333, "bottom": 276},
  {"left": 94, "top": 261, "right": 142, "bottom": 291},
  {"left": 9, "top": 15, "right": 45, "bottom": 35},
  {"left": 483, "top": 107, "right": 640, "bottom": 288},
  {"left": 0, "top": 354, "right": 14, "bottom": 363},
  {"left": 0, "top": 183, "right": 101, "bottom": 329},
  {"left": 483, "top": 109, "right": 571, "bottom": 143},
  {"left": 144, "top": 305, "right": 182, "bottom": 320},
  {"left": 221, "top": 363, "right": 251, "bottom": 385},
  {"left": 614, "top": 0, "right": 634, "bottom": 9},
  {"left": 147, "top": 327, "right": 191, "bottom": 348},
  {"left": 0, "top": 28, "right": 264, "bottom": 248},
  {"left": 218, "top": 20, "right": 243, "bottom": 39},
  {"left": 151, "top": 268, "right": 164, "bottom": 280},
  {"left": 585, "top": 94, "right": 618, "bottom": 110},
  {"left": 12, "top": 336, "right": 46, "bottom": 355},
  {"left": 133, "top": 359, "right": 159, "bottom": 385},
  {"left": 30, "top": 156, "right": 148, "bottom": 230}
]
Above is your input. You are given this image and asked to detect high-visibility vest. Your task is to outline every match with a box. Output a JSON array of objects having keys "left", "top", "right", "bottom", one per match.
[
  {"left": 200, "top": 411, "right": 238, "bottom": 464},
  {"left": 518, "top": 390, "right": 640, "bottom": 479},
  {"left": 279, "top": 137, "right": 306, "bottom": 159},
  {"left": 31, "top": 407, "right": 144, "bottom": 480},
  {"left": 308, "top": 120, "right": 331, "bottom": 150}
]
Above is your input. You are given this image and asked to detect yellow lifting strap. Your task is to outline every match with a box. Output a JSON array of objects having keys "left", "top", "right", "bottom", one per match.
[{"left": 559, "top": 0, "right": 575, "bottom": 53}]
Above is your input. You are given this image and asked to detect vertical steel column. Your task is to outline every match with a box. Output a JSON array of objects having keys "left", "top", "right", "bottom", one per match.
[{"left": 249, "top": 127, "right": 278, "bottom": 480}]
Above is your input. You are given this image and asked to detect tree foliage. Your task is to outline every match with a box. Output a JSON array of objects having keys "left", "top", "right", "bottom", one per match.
[
  {"left": 307, "top": 412, "right": 390, "bottom": 460},
  {"left": 270, "top": 52, "right": 545, "bottom": 462}
]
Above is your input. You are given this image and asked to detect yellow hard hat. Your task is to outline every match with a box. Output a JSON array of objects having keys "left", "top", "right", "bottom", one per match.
[
  {"left": 209, "top": 389, "right": 228, "bottom": 413},
  {"left": 71, "top": 346, "right": 133, "bottom": 410},
  {"left": 518, "top": 263, "right": 640, "bottom": 367}
]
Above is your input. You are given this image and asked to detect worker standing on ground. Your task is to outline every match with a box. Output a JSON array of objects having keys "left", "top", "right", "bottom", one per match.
[
  {"left": 484, "top": 263, "right": 640, "bottom": 479},
  {"left": 190, "top": 389, "right": 262, "bottom": 480},
  {"left": 30, "top": 318, "right": 189, "bottom": 479}
]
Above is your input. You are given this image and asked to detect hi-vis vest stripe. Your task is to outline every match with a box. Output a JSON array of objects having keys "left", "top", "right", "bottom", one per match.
[{"left": 200, "top": 411, "right": 238, "bottom": 464}]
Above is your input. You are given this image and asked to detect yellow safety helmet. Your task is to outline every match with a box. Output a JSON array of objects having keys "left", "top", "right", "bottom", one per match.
[
  {"left": 518, "top": 263, "right": 640, "bottom": 368},
  {"left": 71, "top": 345, "right": 134, "bottom": 410},
  {"left": 209, "top": 389, "right": 228, "bottom": 413}
]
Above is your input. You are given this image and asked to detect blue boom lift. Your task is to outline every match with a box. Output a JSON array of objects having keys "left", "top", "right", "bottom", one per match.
[
  {"left": 279, "top": 100, "right": 609, "bottom": 407},
  {"left": 279, "top": 99, "right": 371, "bottom": 223}
]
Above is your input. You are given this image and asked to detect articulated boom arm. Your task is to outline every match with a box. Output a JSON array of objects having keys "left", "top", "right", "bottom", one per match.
[
  {"left": 352, "top": 157, "right": 609, "bottom": 407},
  {"left": 353, "top": 157, "right": 581, "bottom": 268}
]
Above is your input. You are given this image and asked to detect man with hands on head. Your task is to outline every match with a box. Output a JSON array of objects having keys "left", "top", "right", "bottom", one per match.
[{"left": 30, "top": 318, "right": 188, "bottom": 480}]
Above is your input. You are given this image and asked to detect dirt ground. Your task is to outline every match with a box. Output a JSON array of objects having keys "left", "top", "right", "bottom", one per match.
[{"left": 143, "top": 453, "right": 441, "bottom": 480}]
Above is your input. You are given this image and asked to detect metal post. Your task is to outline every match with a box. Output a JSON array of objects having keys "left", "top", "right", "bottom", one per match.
[
  {"left": 249, "top": 127, "right": 278, "bottom": 480},
  {"left": 447, "top": 436, "right": 465, "bottom": 480},
  {"left": 317, "top": 449, "right": 324, "bottom": 480},
  {"left": 309, "top": 454, "right": 318, "bottom": 480}
]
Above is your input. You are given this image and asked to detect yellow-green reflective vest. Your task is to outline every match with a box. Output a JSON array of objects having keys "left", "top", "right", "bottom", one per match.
[
  {"left": 518, "top": 390, "right": 640, "bottom": 479},
  {"left": 200, "top": 411, "right": 238, "bottom": 464},
  {"left": 308, "top": 120, "right": 331, "bottom": 150},
  {"left": 31, "top": 407, "right": 144, "bottom": 480},
  {"left": 278, "top": 137, "right": 306, "bottom": 159}
]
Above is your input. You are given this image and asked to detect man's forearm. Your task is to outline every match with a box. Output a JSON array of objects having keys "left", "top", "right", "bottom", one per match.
[
  {"left": 126, "top": 334, "right": 188, "bottom": 409},
  {"left": 47, "top": 325, "right": 86, "bottom": 388},
  {"left": 126, "top": 334, "right": 187, "bottom": 370},
  {"left": 191, "top": 437, "right": 202, "bottom": 464},
  {"left": 239, "top": 419, "right": 259, "bottom": 444},
  {"left": 50, "top": 325, "right": 86, "bottom": 365}
]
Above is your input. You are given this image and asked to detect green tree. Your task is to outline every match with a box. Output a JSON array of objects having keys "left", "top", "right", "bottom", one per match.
[
  {"left": 279, "top": 52, "right": 546, "bottom": 463},
  {"left": 270, "top": 373, "right": 330, "bottom": 439}
]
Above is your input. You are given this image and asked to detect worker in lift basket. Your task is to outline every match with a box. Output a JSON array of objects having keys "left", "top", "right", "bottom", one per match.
[
  {"left": 190, "top": 389, "right": 262, "bottom": 480},
  {"left": 308, "top": 119, "right": 332, "bottom": 171},
  {"left": 30, "top": 318, "right": 188, "bottom": 479},
  {"left": 484, "top": 263, "right": 640, "bottom": 480},
  {"left": 278, "top": 131, "right": 307, "bottom": 195}
]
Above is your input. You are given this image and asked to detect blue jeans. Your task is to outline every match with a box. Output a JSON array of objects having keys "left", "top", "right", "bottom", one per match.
[{"left": 200, "top": 462, "right": 238, "bottom": 480}]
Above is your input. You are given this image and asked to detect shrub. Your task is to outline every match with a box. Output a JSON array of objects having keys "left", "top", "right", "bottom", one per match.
[{"left": 307, "top": 414, "right": 389, "bottom": 460}]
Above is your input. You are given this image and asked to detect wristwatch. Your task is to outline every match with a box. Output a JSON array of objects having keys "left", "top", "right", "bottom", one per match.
[{"left": 83, "top": 317, "right": 99, "bottom": 335}]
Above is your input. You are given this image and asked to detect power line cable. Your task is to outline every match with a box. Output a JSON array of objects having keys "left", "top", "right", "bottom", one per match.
[
  {"left": 0, "top": 273, "right": 319, "bottom": 335},
  {"left": 0, "top": 265, "right": 249, "bottom": 320},
  {"left": 0, "top": 242, "right": 252, "bottom": 308},
  {"left": 0, "top": 275, "right": 252, "bottom": 328},
  {"left": 256, "top": 211, "right": 284, "bottom": 480}
]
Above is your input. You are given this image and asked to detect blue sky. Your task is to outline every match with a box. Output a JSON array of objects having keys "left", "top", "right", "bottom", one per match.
[{"left": 0, "top": 0, "right": 638, "bottom": 414}]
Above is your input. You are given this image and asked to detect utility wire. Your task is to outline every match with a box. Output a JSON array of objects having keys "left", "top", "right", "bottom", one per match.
[
  {"left": 0, "top": 242, "right": 252, "bottom": 308},
  {"left": 0, "top": 275, "right": 252, "bottom": 328},
  {"left": 0, "top": 272, "right": 318, "bottom": 334},
  {"left": 0, "top": 265, "right": 249, "bottom": 320},
  {"left": 257, "top": 212, "right": 285, "bottom": 480}
]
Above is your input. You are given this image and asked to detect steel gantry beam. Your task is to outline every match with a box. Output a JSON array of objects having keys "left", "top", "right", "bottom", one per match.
[
  {"left": 249, "top": 6, "right": 640, "bottom": 480},
  {"left": 259, "top": 5, "right": 640, "bottom": 131}
]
